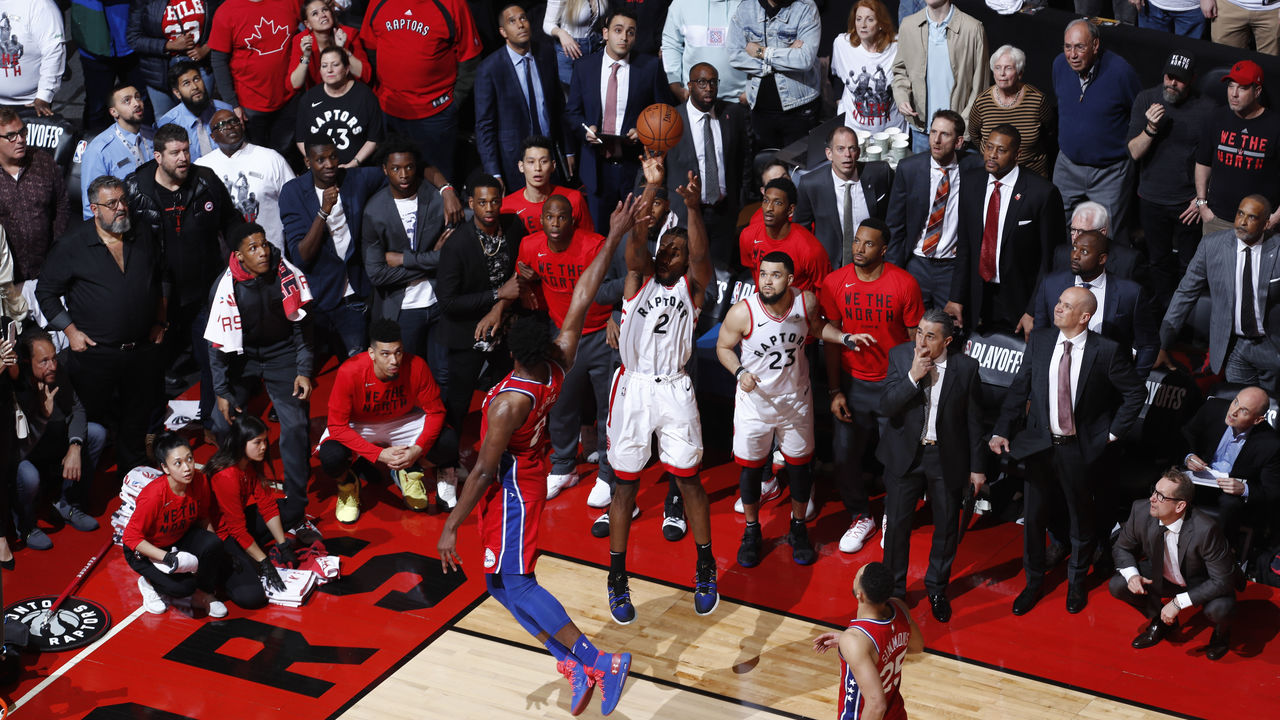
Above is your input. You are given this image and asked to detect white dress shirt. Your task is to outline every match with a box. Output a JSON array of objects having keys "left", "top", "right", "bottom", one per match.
[
  {"left": 832, "top": 168, "right": 870, "bottom": 236},
  {"left": 982, "top": 166, "right": 1019, "bottom": 283},
  {"left": 685, "top": 100, "right": 726, "bottom": 201},
  {"left": 1076, "top": 272, "right": 1106, "bottom": 333},
  {"left": 599, "top": 54, "right": 631, "bottom": 135},
  {"left": 1048, "top": 330, "right": 1087, "bottom": 436},
  {"left": 1119, "top": 515, "right": 1192, "bottom": 609},
  {"left": 1235, "top": 239, "right": 1263, "bottom": 336},
  {"left": 922, "top": 356, "right": 947, "bottom": 442},
  {"left": 913, "top": 157, "right": 961, "bottom": 259}
]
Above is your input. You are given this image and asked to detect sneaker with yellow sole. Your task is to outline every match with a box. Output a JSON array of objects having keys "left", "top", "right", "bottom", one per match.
[
  {"left": 394, "top": 468, "right": 430, "bottom": 511},
  {"left": 335, "top": 480, "right": 361, "bottom": 524}
]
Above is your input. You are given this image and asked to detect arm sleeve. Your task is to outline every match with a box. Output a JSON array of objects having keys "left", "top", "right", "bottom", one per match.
[
  {"left": 473, "top": 62, "right": 502, "bottom": 177},
  {"left": 543, "top": 0, "right": 564, "bottom": 36},
  {"left": 762, "top": 6, "right": 819, "bottom": 73},
  {"left": 660, "top": 8, "right": 686, "bottom": 85},
  {"left": 210, "top": 51, "right": 239, "bottom": 107},
  {"left": 122, "top": 487, "right": 157, "bottom": 551},
  {"left": 80, "top": 142, "right": 106, "bottom": 220},
  {"left": 728, "top": 6, "right": 762, "bottom": 75},
  {"left": 210, "top": 469, "right": 255, "bottom": 549},
  {"left": 412, "top": 362, "right": 446, "bottom": 452},
  {"left": 292, "top": 315, "right": 314, "bottom": 377},
  {"left": 209, "top": 344, "right": 233, "bottom": 397},
  {"left": 362, "top": 214, "right": 416, "bottom": 288},
  {"left": 35, "top": 240, "right": 73, "bottom": 330},
  {"left": 127, "top": 0, "right": 168, "bottom": 57},
  {"left": 438, "top": 234, "right": 497, "bottom": 318},
  {"left": 66, "top": 384, "right": 88, "bottom": 445},
  {"left": 326, "top": 364, "right": 386, "bottom": 464},
  {"left": 32, "top": 0, "right": 65, "bottom": 103}
]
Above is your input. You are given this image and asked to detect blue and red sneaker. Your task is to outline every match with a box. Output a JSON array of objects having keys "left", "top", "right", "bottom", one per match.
[
  {"left": 588, "top": 652, "right": 632, "bottom": 716},
  {"left": 556, "top": 658, "right": 595, "bottom": 715}
]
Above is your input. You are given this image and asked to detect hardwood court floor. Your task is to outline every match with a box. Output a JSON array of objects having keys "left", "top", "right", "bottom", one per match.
[{"left": 340, "top": 556, "right": 1177, "bottom": 720}]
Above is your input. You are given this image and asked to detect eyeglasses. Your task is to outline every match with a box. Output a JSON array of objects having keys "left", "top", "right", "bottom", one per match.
[
  {"left": 92, "top": 198, "right": 128, "bottom": 211},
  {"left": 212, "top": 118, "right": 242, "bottom": 131},
  {"left": 1068, "top": 226, "right": 1099, "bottom": 237},
  {"left": 690, "top": 78, "right": 719, "bottom": 88},
  {"left": 1150, "top": 485, "right": 1183, "bottom": 504},
  {"left": 0, "top": 126, "right": 27, "bottom": 143}
]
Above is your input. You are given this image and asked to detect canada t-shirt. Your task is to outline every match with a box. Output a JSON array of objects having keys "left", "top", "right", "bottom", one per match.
[
  {"left": 502, "top": 185, "right": 594, "bottom": 235},
  {"left": 517, "top": 228, "right": 613, "bottom": 332},
  {"left": 1195, "top": 107, "right": 1280, "bottom": 219},
  {"left": 360, "top": 0, "right": 482, "bottom": 118},
  {"left": 296, "top": 81, "right": 385, "bottom": 165},
  {"left": 819, "top": 262, "right": 923, "bottom": 381},
  {"left": 738, "top": 222, "right": 831, "bottom": 293},
  {"left": 208, "top": 0, "right": 298, "bottom": 112}
]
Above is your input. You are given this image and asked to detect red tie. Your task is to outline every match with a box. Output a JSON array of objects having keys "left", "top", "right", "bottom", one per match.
[
  {"left": 922, "top": 167, "right": 949, "bottom": 257},
  {"left": 979, "top": 180, "right": 1001, "bottom": 282},
  {"left": 604, "top": 62, "right": 620, "bottom": 135},
  {"left": 1057, "top": 340, "right": 1075, "bottom": 435}
]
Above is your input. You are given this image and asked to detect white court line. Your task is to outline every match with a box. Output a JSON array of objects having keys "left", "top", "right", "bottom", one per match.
[{"left": 10, "top": 605, "right": 147, "bottom": 715}]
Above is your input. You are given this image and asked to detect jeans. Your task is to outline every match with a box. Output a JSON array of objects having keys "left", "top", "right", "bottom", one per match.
[
  {"left": 312, "top": 297, "right": 369, "bottom": 363},
  {"left": 15, "top": 422, "right": 108, "bottom": 533},
  {"left": 400, "top": 304, "right": 448, "bottom": 390},
  {"left": 385, "top": 103, "right": 460, "bottom": 182},
  {"left": 1138, "top": 4, "right": 1207, "bottom": 38},
  {"left": 553, "top": 35, "right": 603, "bottom": 88}
]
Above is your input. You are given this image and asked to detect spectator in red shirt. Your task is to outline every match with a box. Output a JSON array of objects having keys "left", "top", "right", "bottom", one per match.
[
  {"left": 123, "top": 433, "right": 228, "bottom": 618},
  {"left": 287, "top": 0, "right": 370, "bottom": 93},
  {"left": 739, "top": 178, "right": 830, "bottom": 292},
  {"left": 208, "top": 0, "right": 300, "bottom": 155},
  {"left": 317, "top": 319, "right": 459, "bottom": 524},
  {"left": 205, "top": 415, "right": 302, "bottom": 609},
  {"left": 820, "top": 217, "right": 923, "bottom": 556},
  {"left": 501, "top": 136, "right": 594, "bottom": 235},
  {"left": 361, "top": 0, "right": 483, "bottom": 180}
]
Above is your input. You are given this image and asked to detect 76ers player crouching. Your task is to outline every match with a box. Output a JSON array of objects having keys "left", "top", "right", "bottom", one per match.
[{"left": 437, "top": 196, "right": 643, "bottom": 716}]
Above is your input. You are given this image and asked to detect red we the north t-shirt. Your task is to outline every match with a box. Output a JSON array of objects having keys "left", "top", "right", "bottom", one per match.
[
  {"left": 502, "top": 186, "right": 594, "bottom": 235},
  {"left": 517, "top": 229, "right": 613, "bottom": 332},
  {"left": 122, "top": 474, "right": 212, "bottom": 551},
  {"left": 208, "top": 0, "right": 298, "bottom": 112},
  {"left": 361, "top": 0, "right": 482, "bottom": 119},
  {"left": 820, "top": 263, "right": 923, "bottom": 382}
]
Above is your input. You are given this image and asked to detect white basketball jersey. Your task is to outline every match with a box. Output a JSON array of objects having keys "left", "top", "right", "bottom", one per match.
[
  {"left": 740, "top": 289, "right": 810, "bottom": 396},
  {"left": 619, "top": 276, "right": 699, "bottom": 375}
]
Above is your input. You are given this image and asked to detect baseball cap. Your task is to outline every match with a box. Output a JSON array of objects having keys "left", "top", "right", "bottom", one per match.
[
  {"left": 1222, "top": 60, "right": 1264, "bottom": 87},
  {"left": 1164, "top": 51, "right": 1195, "bottom": 83}
]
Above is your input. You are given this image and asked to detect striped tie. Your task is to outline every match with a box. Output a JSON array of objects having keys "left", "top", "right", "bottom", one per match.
[{"left": 922, "top": 167, "right": 948, "bottom": 257}]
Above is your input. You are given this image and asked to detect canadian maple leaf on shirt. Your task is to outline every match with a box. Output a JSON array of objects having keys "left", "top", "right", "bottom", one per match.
[{"left": 245, "top": 18, "right": 289, "bottom": 55}]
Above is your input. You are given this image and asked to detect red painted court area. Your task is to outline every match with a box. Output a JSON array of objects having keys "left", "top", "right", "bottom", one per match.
[{"left": 4, "top": 371, "right": 1278, "bottom": 719}]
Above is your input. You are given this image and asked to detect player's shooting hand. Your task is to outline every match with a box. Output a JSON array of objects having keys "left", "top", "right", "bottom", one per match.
[
  {"left": 1128, "top": 574, "right": 1153, "bottom": 596},
  {"left": 293, "top": 375, "right": 313, "bottom": 400},
  {"left": 988, "top": 435, "right": 1010, "bottom": 455},
  {"left": 830, "top": 391, "right": 852, "bottom": 423},
  {"left": 674, "top": 171, "right": 700, "bottom": 209},
  {"left": 641, "top": 153, "right": 665, "bottom": 186},
  {"left": 438, "top": 527, "right": 462, "bottom": 572},
  {"left": 812, "top": 632, "right": 841, "bottom": 654}
]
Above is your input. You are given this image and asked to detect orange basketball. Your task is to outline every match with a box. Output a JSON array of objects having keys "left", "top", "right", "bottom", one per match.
[{"left": 635, "top": 103, "right": 684, "bottom": 154}]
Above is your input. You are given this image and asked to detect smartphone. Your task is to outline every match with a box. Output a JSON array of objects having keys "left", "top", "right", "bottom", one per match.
[{"left": 5, "top": 320, "right": 14, "bottom": 343}]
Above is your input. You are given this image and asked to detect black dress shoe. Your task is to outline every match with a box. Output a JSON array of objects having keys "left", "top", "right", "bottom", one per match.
[
  {"left": 1066, "top": 583, "right": 1088, "bottom": 614},
  {"left": 1206, "top": 627, "right": 1230, "bottom": 661},
  {"left": 928, "top": 593, "right": 952, "bottom": 623},
  {"left": 0, "top": 557, "right": 12, "bottom": 571},
  {"left": 1131, "top": 618, "right": 1173, "bottom": 649},
  {"left": 1012, "top": 585, "right": 1042, "bottom": 616}
]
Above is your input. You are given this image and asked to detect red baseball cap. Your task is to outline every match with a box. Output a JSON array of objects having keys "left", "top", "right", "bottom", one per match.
[{"left": 1223, "top": 60, "right": 1264, "bottom": 86}]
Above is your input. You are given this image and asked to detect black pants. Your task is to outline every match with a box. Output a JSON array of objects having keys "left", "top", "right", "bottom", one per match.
[
  {"left": 1108, "top": 562, "right": 1235, "bottom": 631},
  {"left": 444, "top": 345, "right": 511, "bottom": 432},
  {"left": 222, "top": 537, "right": 269, "bottom": 609},
  {"left": 1023, "top": 443, "right": 1094, "bottom": 586},
  {"left": 1139, "top": 198, "right": 1200, "bottom": 304},
  {"left": 68, "top": 343, "right": 163, "bottom": 476},
  {"left": 883, "top": 445, "right": 962, "bottom": 597},
  {"left": 833, "top": 376, "right": 884, "bottom": 519},
  {"left": 244, "top": 102, "right": 299, "bottom": 159},
  {"left": 126, "top": 526, "right": 224, "bottom": 598},
  {"left": 750, "top": 99, "right": 819, "bottom": 152},
  {"left": 316, "top": 425, "right": 460, "bottom": 480}
]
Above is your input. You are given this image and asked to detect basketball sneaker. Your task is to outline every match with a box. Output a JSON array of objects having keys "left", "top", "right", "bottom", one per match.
[
  {"left": 788, "top": 519, "right": 816, "bottom": 565},
  {"left": 662, "top": 495, "right": 687, "bottom": 542},
  {"left": 839, "top": 515, "right": 877, "bottom": 554},
  {"left": 606, "top": 572, "right": 636, "bottom": 625},
  {"left": 736, "top": 523, "right": 762, "bottom": 568},
  {"left": 192, "top": 590, "right": 228, "bottom": 619},
  {"left": 547, "top": 472, "right": 580, "bottom": 500},
  {"left": 693, "top": 560, "right": 720, "bottom": 615},
  {"left": 290, "top": 518, "right": 323, "bottom": 546},
  {"left": 436, "top": 467, "right": 458, "bottom": 509},
  {"left": 137, "top": 576, "right": 168, "bottom": 614},
  {"left": 734, "top": 476, "right": 780, "bottom": 513},
  {"left": 588, "top": 652, "right": 632, "bottom": 716},
  {"left": 556, "top": 658, "right": 595, "bottom": 715},
  {"left": 586, "top": 478, "right": 612, "bottom": 508},
  {"left": 393, "top": 468, "right": 430, "bottom": 511},
  {"left": 335, "top": 476, "right": 361, "bottom": 524}
]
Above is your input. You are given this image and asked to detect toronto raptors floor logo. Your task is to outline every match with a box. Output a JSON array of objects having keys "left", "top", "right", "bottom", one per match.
[{"left": 5, "top": 596, "right": 112, "bottom": 652}]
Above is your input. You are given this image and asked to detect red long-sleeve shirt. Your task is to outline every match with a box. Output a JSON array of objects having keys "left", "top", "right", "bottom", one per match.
[
  {"left": 122, "top": 474, "right": 211, "bottom": 552},
  {"left": 326, "top": 352, "right": 446, "bottom": 463},
  {"left": 210, "top": 466, "right": 281, "bottom": 550}
]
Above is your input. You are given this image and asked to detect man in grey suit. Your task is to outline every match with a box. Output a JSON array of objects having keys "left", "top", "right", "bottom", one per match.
[
  {"left": 362, "top": 139, "right": 449, "bottom": 386},
  {"left": 1156, "top": 194, "right": 1280, "bottom": 396},
  {"left": 793, "top": 125, "right": 893, "bottom": 270},
  {"left": 1109, "top": 469, "right": 1236, "bottom": 661}
]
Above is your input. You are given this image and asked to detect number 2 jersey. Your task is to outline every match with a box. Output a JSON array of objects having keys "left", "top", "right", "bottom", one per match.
[
  {"left": 838, "top": 608, "right": 912, "bottom": 720},
  {"left": 739, "top": 289, "right": 810, "bottom": 396},
  {"left": 618, "top": 275, "right": 699, "bottom": 375}
]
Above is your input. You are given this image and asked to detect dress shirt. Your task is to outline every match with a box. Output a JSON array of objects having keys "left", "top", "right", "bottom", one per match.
[
  {"left": 913, "top": 157, "right": 960, "bottom": 258},
  {"left": 1119, "top": 515, "right": 1192, "bottom": 609},
  {"left": 156, "top": 99, "right": 234, "bottom": 162},
  {"left": 0, "top": 148, "right": 70, "bottom": 281},
  {"left": 1235, "top": 239, "right": 1264, "bottom": 337},
  {"left": 1209, "top": 424, "right": 1253, "bottom": 500},
  {"left": 599, "top": 54, "right": 631, "bottom": 135},
  {"left": 1076, "top": 272, "right": 1106, "bottom": 333},
  {"left": 506, "top": 45, "right": 550, "bottom": 135},
  {"left": 922, "top": 355, "right": 947, "bottom": 442},
  {"left": 317, "top": 186, "right": 356, "bottom": 297},
  {"left": 1048, "top": 329, "right": 1086, "bottom": 436},
  {"left": 832, "top": 168, "right": 870, "bottom": 236},
  {"left": 80, "top": 124, "right": 155, "bottom": 219},
  {"left": 981, "top": 166, "right": 1019, "bottom": 283},
  {"left": 686, "top": 100, "right": 726, "bottom": 201}
]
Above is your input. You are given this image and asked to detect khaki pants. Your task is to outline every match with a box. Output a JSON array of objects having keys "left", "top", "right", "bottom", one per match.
[{"left": 1212, "top": 0, "right": 1280, "bottom": 54}]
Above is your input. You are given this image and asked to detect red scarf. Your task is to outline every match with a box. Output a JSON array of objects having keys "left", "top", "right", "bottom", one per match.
[{"left": 227, "top": 252, "right": 309, "bottom": 320}]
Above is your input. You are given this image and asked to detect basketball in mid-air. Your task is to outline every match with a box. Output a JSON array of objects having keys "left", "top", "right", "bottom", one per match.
[{"left": 635, "top": 103, "right": 684, "bottom": 154}]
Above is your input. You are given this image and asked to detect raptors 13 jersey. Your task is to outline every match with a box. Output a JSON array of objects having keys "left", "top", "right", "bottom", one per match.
[
  {"left": 740, "top": 289, "right": 810, "bottom": 396},
  {"left": 619, "top": 276, "right": 699, "bottom": 375}
]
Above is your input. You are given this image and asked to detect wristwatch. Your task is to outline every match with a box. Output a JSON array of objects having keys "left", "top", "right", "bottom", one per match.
[{"left": 1195, "top": 199, "right": 1208, "bottom": 207}]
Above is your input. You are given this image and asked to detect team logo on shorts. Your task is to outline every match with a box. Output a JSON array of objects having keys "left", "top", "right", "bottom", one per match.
[
  {"left": 4, "top": 596, "right": 112, "bottom": 652},
  {"left": 484, "top": 548, "right": 497, "bottom": 568}
]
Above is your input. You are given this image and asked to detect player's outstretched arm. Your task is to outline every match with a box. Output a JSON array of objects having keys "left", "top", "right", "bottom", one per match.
[
  {"left": 716, "top": 301, "right": 758, "bottom": 392},
  {"left": 624, "top": 155, "right": 663, "bottom": 300},
  {"left": 553, "top": 195, "right": 642, "bottom": 368},
  {"left": 438, "top": 392, "right": 534, "bottom": 573},
  {"left": 841, "top": 630, "right": 889, "bottom": 720},
  {"left": 803, "top": 291, "right": 877, "bottom": 350},
  {"left": 674, "top": 171, "right": 712, "bottom": 308},
  {"left": 888, "top": 597, "right": 925, "bottom": 655}
]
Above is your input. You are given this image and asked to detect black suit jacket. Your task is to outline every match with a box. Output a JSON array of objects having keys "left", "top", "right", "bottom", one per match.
[
  {"left": 994, "top": 328, "right": 1146, "bottom": 464},
  {"left": 474, "top": 41, "right": 568, "bottom": 190},
  {"left": 1031, "top": 270, "right": 1159, "bottom": 375},
  {"left": 437, "top": 214, "right": 526, "bottom": 350},
  {"left": 1181, "top": 397, "right": 1280, "bottom": 514},
  {"left": 1051, "top": 241, "right": 1138, "bottom": 280},
  {"left": 877, "top": 343, "right": 985, "bottom": 486},
  {"left": 793, "top": 160, "right": 894, "bottom": 269},
  {"left": 663, "top": 100, "right": 750, "bottom": 226},
  {"left": 361, "top": 185, "right": 446, "bottom": 321},
  {"left": 884, "top": 149, "right": 983, "bottom": 267},
  {"left": 1113, "top": 500, "right": 1235, "bottom": 607},
  {"left": 949, "top": 168, "right": 1065, "bottom": 330}
]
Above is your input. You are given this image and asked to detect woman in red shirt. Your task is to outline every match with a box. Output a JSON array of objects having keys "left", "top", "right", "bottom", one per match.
[
  {"left": 205, "top": 416, "right": 301, "bottom": 609},
  {"left": 123, "top": 433, "right": 227, "bottom": 618},
  {"left": 287, "top": 0, "right": 370, "bottom": 92}
]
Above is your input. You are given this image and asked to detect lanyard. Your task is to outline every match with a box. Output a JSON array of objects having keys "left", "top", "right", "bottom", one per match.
[{"left": 114, "top": 126, "right": 146, "bottom": 165}]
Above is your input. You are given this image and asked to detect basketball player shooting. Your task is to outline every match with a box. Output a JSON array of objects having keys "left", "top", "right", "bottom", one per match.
[
  {"left": 437, "top": 196, "right": 645, "bottom": 717},
  {"left": 604, "top": 156, "right": 716, "bottom": 625},
  {"left": 717, "top": 253, "right": 874, "bottom": 568}
]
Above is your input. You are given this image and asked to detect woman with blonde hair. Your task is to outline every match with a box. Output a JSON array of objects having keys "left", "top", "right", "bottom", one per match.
[
  {"left": 966, "top": 45, "right": 1053, "bottom": 176},
  {"left": 832, "top": 0, "right": 905, "bottom": 134}
]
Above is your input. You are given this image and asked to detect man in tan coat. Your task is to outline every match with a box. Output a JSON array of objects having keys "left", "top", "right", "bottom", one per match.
[{"left": 891, "top": 0, "right": 987, "bottom": 153}]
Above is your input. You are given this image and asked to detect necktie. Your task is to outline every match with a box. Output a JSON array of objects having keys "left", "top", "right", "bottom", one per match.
[
  {"left": 1057, "top": 340, "right": 1075, "bottom": 435},
  {"left": 922, "top": 167, "right": 949, "bottom": 257},
  {"left": 524, "top": 57, "right": 543, "bottom": 136},
  {"left": 979, "top": 180, "right": 1001, "bottom": 282},
  {"left": 604, "top": 61, "right": 620, "bottom": 135},
  {"left": 918, "top": 369, "right": 937, "bottom": 441},
  {"left": 842, "top": 181, "right": 854, "bottom": 267},
  {"left": 1162, "top": 527, "right": 1184, "bottom": 586},
  {"left": 197, "top": 123, "right": 213, "bottom": 156},
  {"left": 1241, "top": 245, "right": 1260, "bottom": 337},
  {"left": 702, "top": 114, "right": 719, "bottom": 204}
]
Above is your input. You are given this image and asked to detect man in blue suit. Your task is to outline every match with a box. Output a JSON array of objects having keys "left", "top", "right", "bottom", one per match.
[
  {"left": 566, "top": 8, "right": 672, "bottom": 229},
  {"left": 474, "top": 4, "right": 568, "bottom": 191},
  {"left": 1032, "top": 230, "right": 1159, "bottom": 377},
  {"left": 280, "top": 135, "right": 387, "bottom": 360}
]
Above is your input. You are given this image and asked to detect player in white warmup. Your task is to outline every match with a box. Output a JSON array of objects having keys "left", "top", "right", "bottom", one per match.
[
  {"left": 604, "top": 159, "right": 718, "bottom": 624},
  {"left": 717, "top": 252, "right": 873, "bottom": 567}
]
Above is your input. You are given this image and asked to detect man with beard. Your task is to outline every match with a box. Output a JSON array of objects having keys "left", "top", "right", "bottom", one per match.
[
  {"left": 1127, "top": 52, "right": 1213, "bottom": 303},
  {"left": 125, "top": 124, "right": 239, "bottom": 432},
  {"left": 196, "top": 109, "right": 295, "bottom": 249},
  {"left": 79, "top": 83, "right": 154, "bottom": 219},
  {"left": 37, "top": 176, "right": 168, "bottom": 478},
  {"left": 157, "top": 60, "right": 233, "bottom": 162}
]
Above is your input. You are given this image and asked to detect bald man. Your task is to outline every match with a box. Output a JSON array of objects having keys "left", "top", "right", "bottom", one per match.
[
  {"left": 196, "top": 109, "right": 296, "bottom": 249},
  {"left": 1182, "top": 386, "right": 1280, "bottom": 553},
  {"left": 992, "top": 285, "right": 1146, "bottom": 616}
]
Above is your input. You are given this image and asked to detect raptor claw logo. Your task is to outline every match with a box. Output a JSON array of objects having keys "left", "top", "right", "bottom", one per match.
[{"left": 245, "top": 17, "right": 289, "bottom": 56}]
